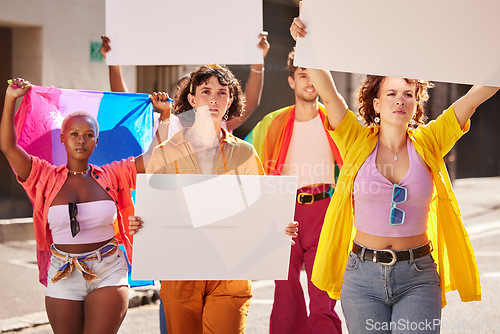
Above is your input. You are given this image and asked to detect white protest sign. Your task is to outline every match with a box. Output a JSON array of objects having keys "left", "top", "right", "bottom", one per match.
[
  {"left": 132, "top": 174, "right": 297, "bottom": 280},
  {"left": 295, "top": 0, "right": 500, "bottom": 86},
  {"left": 106, "top": 0, "right": 263, "bottom": 65}
]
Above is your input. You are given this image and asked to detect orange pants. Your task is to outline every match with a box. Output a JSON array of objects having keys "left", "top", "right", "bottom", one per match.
[{"left": 161, "top": 280, "right": 252, "bottom": 334}]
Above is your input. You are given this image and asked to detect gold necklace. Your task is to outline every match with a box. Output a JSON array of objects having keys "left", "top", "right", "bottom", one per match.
[{"left": 68, "top": 166, "right": 90, "bottom": 175}]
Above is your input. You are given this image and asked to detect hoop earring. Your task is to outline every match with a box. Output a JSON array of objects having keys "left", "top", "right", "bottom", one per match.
[
  {"left": 374, "top": 116, "right": 380, "bottom": 124},
  {"left": 223, "top": 110, "right": 229, "bottom": 121}
]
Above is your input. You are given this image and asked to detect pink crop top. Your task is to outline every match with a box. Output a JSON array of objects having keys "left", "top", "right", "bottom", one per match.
[
  {"left": 353, "top": 138, "right": 433, "bottom": 237},
  {"left": 48, "top": 200, "right": 117, "bottom": 244}
]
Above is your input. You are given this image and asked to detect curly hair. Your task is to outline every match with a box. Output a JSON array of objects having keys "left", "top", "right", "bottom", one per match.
[
  {"left": 285, "top": 47, "right": 298, "bottom": 77},
  {"left": 356, "top": 75, "right": 434, "bottom": 128},
  {"left": 61, "top": 111, "right": 99, "bottom": 136},
  {"left": 173, "top": 64, "right": 245, "bottom": 121}
]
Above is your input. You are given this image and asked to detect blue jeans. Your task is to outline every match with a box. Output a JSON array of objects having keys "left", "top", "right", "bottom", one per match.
[{"left": 341, "top": 251, "right": 441, "bottom": 333}]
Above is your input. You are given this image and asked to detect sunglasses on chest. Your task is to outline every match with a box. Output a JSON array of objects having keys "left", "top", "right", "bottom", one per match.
[
  {"left": 390, "top": 184, "right": 407, "bottom": 226},
  {"left": 69, "top": 202, "right": 80, "bottom": 237}
]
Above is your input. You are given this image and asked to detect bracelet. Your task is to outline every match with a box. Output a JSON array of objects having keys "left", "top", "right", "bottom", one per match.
[
  {"left": 159, "top": 118, "right": 171, "bottom": 125},
  {"left": 251, "top": 67, "right": 265, "bottom": 73}
]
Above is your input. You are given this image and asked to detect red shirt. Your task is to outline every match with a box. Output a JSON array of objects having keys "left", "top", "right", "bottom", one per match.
[{"left": 18, "top": 155, "right": 137, "bottom": 286}]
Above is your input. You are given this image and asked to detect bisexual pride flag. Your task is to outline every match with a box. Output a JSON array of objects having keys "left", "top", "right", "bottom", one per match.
[
  {"left": 14, "top": 85, "right": 154, "bottom": 287},
  {"left": 15, "top": 85, "right": 154, "bottom": 166}
]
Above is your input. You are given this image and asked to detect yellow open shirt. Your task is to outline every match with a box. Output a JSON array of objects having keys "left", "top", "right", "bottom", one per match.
[{"left": 311, "top": 106, "right": 480, "bottom": 308}]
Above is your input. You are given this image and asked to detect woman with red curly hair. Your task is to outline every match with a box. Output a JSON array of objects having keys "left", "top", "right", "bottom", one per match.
[{"left": 291, "top": 17, "right": 499, "bottom": 334}]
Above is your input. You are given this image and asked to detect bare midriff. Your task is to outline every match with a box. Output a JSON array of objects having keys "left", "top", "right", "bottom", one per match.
[
  {"left": 354, "top": 230, "right": 429, "bottom": 250},
  {"left": 54, "top": 237, "right": 114, "bottom": 254}
]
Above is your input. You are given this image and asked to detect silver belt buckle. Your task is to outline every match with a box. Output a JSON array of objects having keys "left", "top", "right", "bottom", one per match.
[{"left": 372, "top": 249, "right": 397, "bottom": 266}]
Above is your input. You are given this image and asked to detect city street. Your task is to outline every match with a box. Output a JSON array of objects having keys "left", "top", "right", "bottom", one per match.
[{"left": 1, "top": 177, "right": 499, "bottom": 333}]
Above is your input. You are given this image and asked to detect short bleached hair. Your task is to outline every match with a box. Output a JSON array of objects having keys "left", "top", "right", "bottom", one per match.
[{"left": 61, "top": 111, "right": 99, "bottom": 136}]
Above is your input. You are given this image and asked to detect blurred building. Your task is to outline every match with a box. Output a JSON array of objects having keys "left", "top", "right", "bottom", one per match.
[{"left": 0, "top": 0, "right": 498, "bottom": 218}]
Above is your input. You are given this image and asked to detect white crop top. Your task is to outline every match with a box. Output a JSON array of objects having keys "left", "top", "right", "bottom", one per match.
[{"left": 48, "top": 200, "right": 117, "bottom": 244}]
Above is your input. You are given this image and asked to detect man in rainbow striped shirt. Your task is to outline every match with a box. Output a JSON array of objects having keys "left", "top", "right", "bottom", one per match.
[{"left": 246, "top": 49, "right": 342, "bottom": 334}]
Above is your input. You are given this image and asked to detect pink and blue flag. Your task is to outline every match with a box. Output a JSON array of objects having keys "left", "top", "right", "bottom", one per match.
[
  {"left": 14, "top": 85, "right": 154, "bottom": 287},
  {"left": 15, "top": 85, "right": 154, "bottom": 166}
]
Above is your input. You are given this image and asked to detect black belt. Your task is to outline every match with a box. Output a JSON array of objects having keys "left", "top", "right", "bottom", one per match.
[
  {"left": 352, "top": 242, "right": 432, "bottom": 266},
  {"left": 297, "top": 191, "right": 330, "bottom": 204}
]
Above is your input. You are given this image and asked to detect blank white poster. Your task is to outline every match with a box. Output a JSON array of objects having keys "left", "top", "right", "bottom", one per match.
[
  {"left": 295, "top": 0, "right": 500, "bottom": 86},
  {"left": 131, "top": 174, "right": 298, "bottom": 280},
  {"left": 106, "top": 0, "right": 263, "bottom": 65}
]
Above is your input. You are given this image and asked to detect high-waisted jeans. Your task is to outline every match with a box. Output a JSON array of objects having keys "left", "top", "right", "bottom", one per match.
[{"left": 341, "top": 251, "right": 441, "bottom": 333}]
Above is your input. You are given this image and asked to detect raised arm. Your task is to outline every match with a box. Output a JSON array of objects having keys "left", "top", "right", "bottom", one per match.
[
  {"left": 101, "top": 36, "right": 129, "bottom": 92},
  {"left": 452, "top": 85, "right": 499, "bottom": 129},
  {"left": 289, "top": 16, "right": 348, "bottom": 129},
  {"left": 0, "top": 79, "right": 33, "bottom": 181},
  {"left": 226, "top": 32, "right": 270, "bottom": 132},
  {"left": 307, "top": 69, "right": 348, "bottom": 129},
  {"left": 134, "top": 92, "right": 171, "bottom": 173},
  {"left": 129, "top": 93, "right": 173, "bottom": 235}
]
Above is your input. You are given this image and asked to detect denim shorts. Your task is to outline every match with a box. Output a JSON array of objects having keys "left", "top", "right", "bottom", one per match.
[
  {"left": 341, "top": 251, "right": 442, "bottom": 334},
  {"left": 46, "top": 244, "right": 129, "bottom": 301}
]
